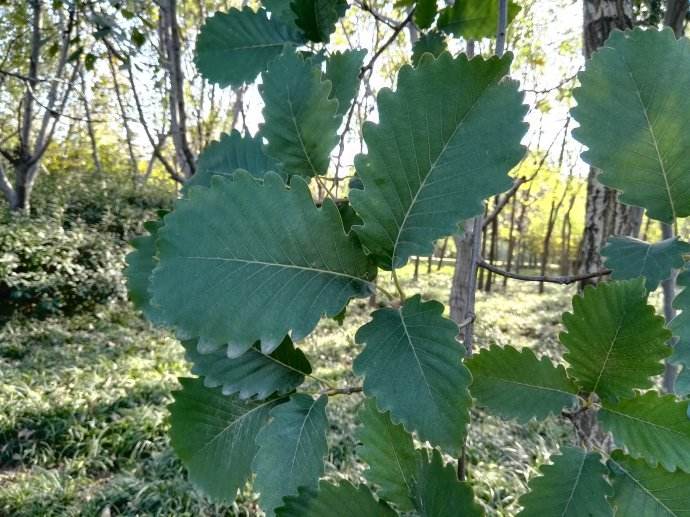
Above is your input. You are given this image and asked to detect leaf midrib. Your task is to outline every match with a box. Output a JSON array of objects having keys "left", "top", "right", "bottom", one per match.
[
  {"left": 609, "top": 458, "right": 678, "bottom": 516},
  {"left": 561, "top": 453, "right": 587, "bottom": 517},
  {"left": 390, "top": 80, "right": 495, "bottom": 269}
]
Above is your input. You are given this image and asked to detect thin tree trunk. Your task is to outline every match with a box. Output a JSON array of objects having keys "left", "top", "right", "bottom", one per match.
[
  {"left": 107, "top": 51, "right": 138, "bottom": 179},
  {"left": 503, "top": 190, "right": 519, "bottom": 288},
  {"left": 437, "top": 237, "right": 449, "bottom": 270},
  {"left": 79, "top": 69, "right": 102, "bottom": 175},
  {"left": 665, "top": 0, "right": 688, "bottom": 36},
  {"left": 486, "top": 197, "right": 499, "bottom": 292},
  {"left": 579, "top": 0, "right": 641, "bottom": 285},
  {"left": 413, "top": 257, "right": 420, "bottom": 281}
]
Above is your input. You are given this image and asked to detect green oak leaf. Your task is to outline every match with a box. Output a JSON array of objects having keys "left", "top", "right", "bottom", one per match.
[
  {"left": 349, "top": 51, "right": 527, "bottom": 270},
  {"left": 182, "top": 337, "right": 311, "bottom": 400},
  {"left": 560, "top": 279, "right": 671, "bottom": 402},
  {"left": 602, "top": 236, "right": 690, "bottom": 292},
  {"left": 356, "top": 398, "right": 418, "bottom": 511},
  {"left": 185, "top": 130, "right": 284, "bottom": 192},
  {"left": 518, "top": 447, "right": 612, "bottom": 517},
  {"left": 467, "top": 345, "right": 578, "bottom": 423},
  {"left": 276, "top": 481, "right": 397, "bottom": 516},
  {"left": 291, "top": 0, "right": 347, "bottom": 43},
  {"left": 353, "top": 295, "right": 472, "bottom": 455},
  {"left": 599, "top": 391, "right": 690, "bottom": 473},
  {"left": 414, "top": 0, "right": 437, "bottom": 29},
  {"left": 437, "top": 0, "right": 521, "bottom": 39},
  {"left": 412, "top": 449, "right": 483, "bottom": 517},
  {"left": 670, "top": 264, "right": 690, "bottom": 397},
  {"left": 151, "top": 171, "right": 376, "bottom": 357},
  {"left": 253, "top": 394, "right": 329, "bottom": 516},
  {"left": 168, "top": 378, "right": 281, "bottom": 502},
  {"left": 195, "top": 7, "right": 305, "bottom": 88},
  {"left": 125, "top": 216, "right": 165, "bottom": 323},
  {"left": 325, "top": 49, "right": 366, "bottom": 119},
  {"left": 411, "top": 31, "right": 447, "bottom": 66},
  {"left": 260, "top": 50, "right": 340, "bottom": 177},
  {"left": 571, "top": 28, "right": 690, "bottom": 223},
  {"left": 608, "top": 450, "right": 690, "bottom": 517}
]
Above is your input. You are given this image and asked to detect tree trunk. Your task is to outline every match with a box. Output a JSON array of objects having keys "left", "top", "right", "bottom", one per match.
[
  {"left": 107, "top": 51, "right": 139, "bottom": 179},
  {"left": 160, "top": 0, "right": 196, "bottom": 178},
  {"left": 437, "top": 237, "right": 449, "bottom": 270},
  {"left": 579, "top": 0, "right": 642, "bottom": 285},
  {"left": 665, "top": 0, "right": 688, "bottom": 36},
  {"left": 79, "top": 69, "right": 102, "bottom": 175},
  {"left": 485, "top": 197, "right": 499, "bottom": 292},
  {"left": 503, "top": 191, "right": 518, "bottom": 288}
]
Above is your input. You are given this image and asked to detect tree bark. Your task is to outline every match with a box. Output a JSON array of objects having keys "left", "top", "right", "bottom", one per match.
[
  {"left": 578, "top": 0, "right": 642, "bottom": 285},
  {"left": 79, "top": 69, "right": 102, "bottom": 175}
]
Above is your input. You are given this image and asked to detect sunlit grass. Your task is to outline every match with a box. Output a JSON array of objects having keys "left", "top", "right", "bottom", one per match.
[{"left": 1, "top": 268, "right": 577, "bottom": 516}]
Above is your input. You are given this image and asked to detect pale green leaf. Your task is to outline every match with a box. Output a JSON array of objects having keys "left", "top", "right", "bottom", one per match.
[
  {"left": 125, "top": 217, "right": 165, "bottom": 323},
  {"left": 353, "top": 295, "right": 472, "bottom": 455},
  {"left": 437, "top": 0, "right": 521, "bottom": 39},
  {"left": 411, "top": 31, "right": 447, "bottom": 66},
  {"left": 349, "top": 52, "right": 526, "bottom": 270},
  {"left": 325, "top": 49, "right": 366, "bottom": 119},
  {"left": 275, "top": 481, "right": 397, "bottom": 516},
  {"left": 599, "top": 391, "right": 690, "bottom": 473},
  {"left": 518, "top": 447, "right": 612, "bottom": 517},
  {"left": 195, "top": 7, "right": 305, "bottom": 88},
  {"left": 291, "top": 0, "right": 347, "bottom": 43},
  {"left": 168, "top": 378, "right": 280, "bottom": 502},
  {"left": 608, "top": 450, "right": 690, "bottom": 517},
  {"left": 260, "top": 50, "right": 340, "bottom": 177},
  {"left": 412, "top": 449, "right": 483, "bottom": 517},
  {"left": 571, "top": 28, "right": 690, "bottom": 223},
  {"left": 151, "top": 171, "right": 376, "bottom": 357},
  {"left": 185, "top": 130, "right": 284, "bottom": 192},
  {"left": 182, "top": 337, "right": 311, "bottom": 400},
  {"left": 560, "top": 279, "right": 671, "bottom": 402},
  {"left": 467, "top": 345, "right": 578, "bottom": 423},
  {"left": 602, "top": 236, "right": 690, "bottom": 291},
  {"left": 669, "top": 265, "right": 690, "bottom": 397},
  {"left": 253, "top": 394, "right": 329, "bottom": 516},
  {"left": 356, "top": 398, "right": 418, "bottom": 511}
]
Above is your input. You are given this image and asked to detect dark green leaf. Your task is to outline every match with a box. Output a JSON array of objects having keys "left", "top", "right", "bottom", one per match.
[
  {"left": 263, "top": 0, "right": 297, "bottom": 24},
  {"left": 260, "top": 51, "right": 340, "bottom": 177},
  {"left": 169, "top": 378, "right": 280, "bottom": 502},
  {"left": 414, "top": 0, "right": 437, "bottom": 29},
  {"left": 608, "top": 450, "right": 690, "bottom": 517},
  {"left": 350, "top": 52, "right": 526, "bottom": 270},
  {"left": 353, "top": 295, "right": 472, "bottom": 455},
  {"left": 182, "top": 337, "right": 311, "bottom": 400},
  {"left": 411, "top": 31, "right": 447, "bottom": 66},
  {"left": 253, "top": 394, "right": 329, "bottom": 516},
  {"left": 438, "top": 0, "right": 521, "bottom": 39},
  {"left": 291, "top": 0, "right": 347, "bottom": 43},
  {"left": 412, "top": 449, "right": 483, "bottom": 517},
  {"left": 518, "top": 447, "right": 612, "bottom": 517},
  {"left": 185, "top": 130, "right": 284, "bottom": 193},
  {"left": 467, "top": 345, "right": 578, "bottom": 423},
  {"left": 571, "top": 28, "right": 690, "bottom": 223},
  {"left": 599, "top": 391, "right": 690, "bottom": 473},
  {"left": 276, "top": 481, "right": 397, "bottom": 516},
  {"left": 356, "top": 398, "right": 418, "bottom": 511},
  {"left": 195, "top": 7, "right": 305, "bottom": 88},
  {"left": 131, "top": 27, "right": 145, "bottom": 47},
  {"left": 602, "top": 236, "right": 690, "bottom": 291},
  {"left": 325, "top": 49, "right": 366, "bottom": 119},
  {"left": 151, "top": 171, "right": 376, "bottom": 357},
  {"left": 560, "top": 279, "right": 671, "bottom": 402}
]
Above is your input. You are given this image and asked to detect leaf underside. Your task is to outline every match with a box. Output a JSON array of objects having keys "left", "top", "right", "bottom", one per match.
[
  {"left": 168, "top": 378, "right": 279, "bottom": 502},
  {"left": 125, "top": 217, "right": 165, "bottom": 323},
  {"left": 669, "top": 264, "right": 690, "bottom": 397},
  {"left": 518, "top": 446, "right": 612, "bottom": 517},
  {"left": 324, "top": 49, "right": 366, "bottom": 120},
  {"left": 253, "top": 394, "right": 329, "bottom": 516},
  {"left": 276, "top": 481, "right": 397, "bottom": 516},
  {"left": 151, "top": 171, "right": 375, "bottom": 357},
  {"left": 599, "top": 391, "right": 690, "bottom": 473},
  {"left": 195, "top": 7, "right": 304, "bottom": 88},
  {"left": 602, "top": 236, "right": 690, "bottom": 291},
  {"left": 350, "top": 51, "right": 527, "bottom": 270},
  {"left": 437, "top": 0, "right": 521, "bottom": 39},
  {"left": 571, "top": 28, "right": 690, "bottom": 223},
  {"left": 608, "top": 450, "right": 690, "bottom": 517},
  {"left": 353, "top": 295, "right": 472, "bottom": 455},
  {"left": 467, "top": 345, "right": 578, "bottom": 423}
]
